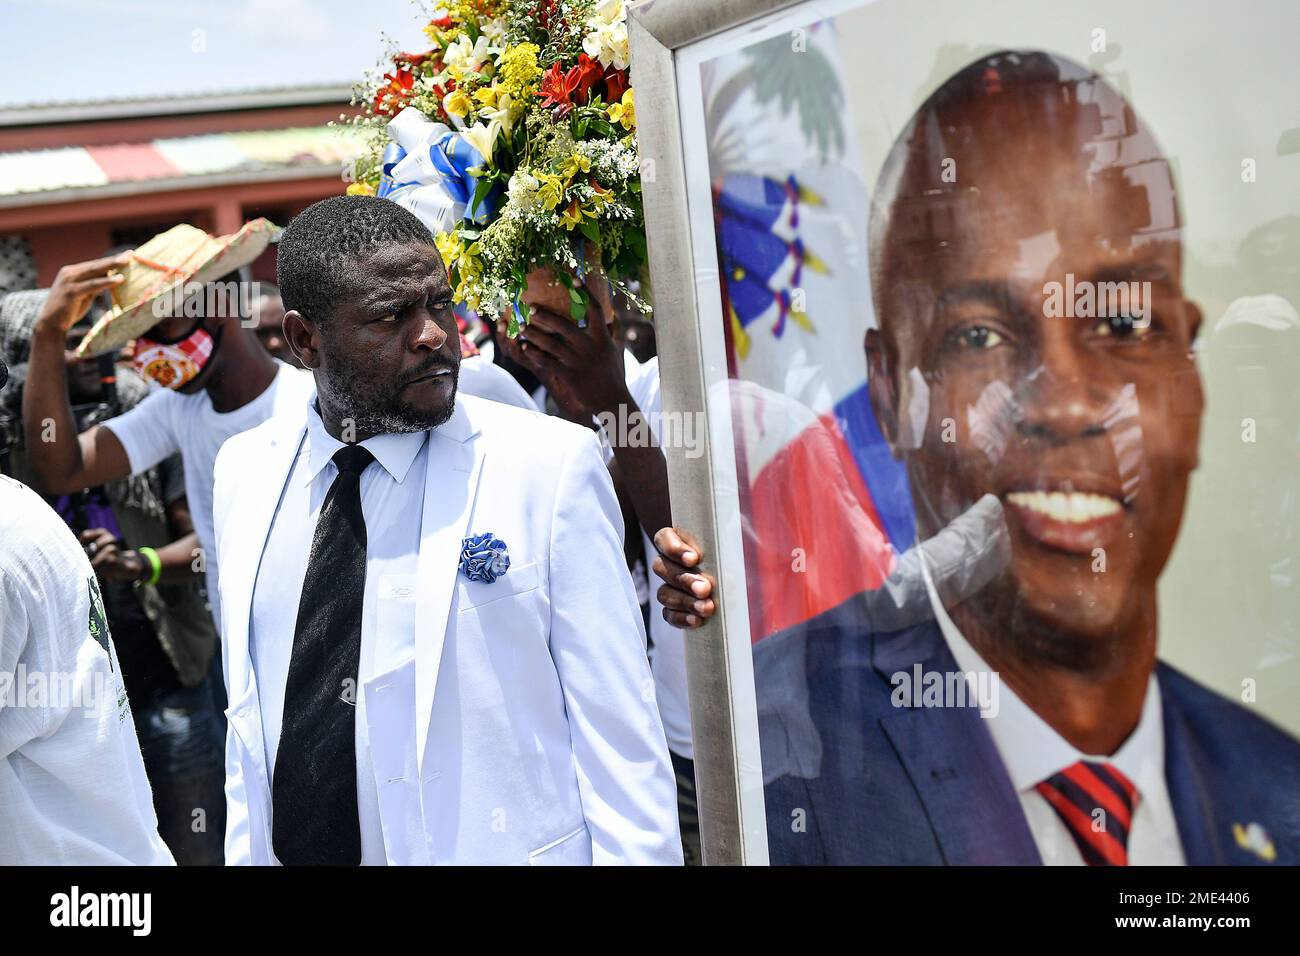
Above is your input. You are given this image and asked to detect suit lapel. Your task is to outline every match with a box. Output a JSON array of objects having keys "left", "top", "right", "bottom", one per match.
[
  {"left": 223, "top": 416, "right": 307, "bottom": 704},
  {"left": 875, "top": 622, "right": 1042, "bottom": 865},
  {"left": 414, "top": 398, "right": 484, "bottom": 772},
  {"left": 1159, "top": 668, "right": 1227, "bottom": 864}
]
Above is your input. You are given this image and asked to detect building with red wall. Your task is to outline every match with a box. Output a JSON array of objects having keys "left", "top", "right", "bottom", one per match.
[{"left": 0, "top": 85, "right": 363, "bottom": 291}]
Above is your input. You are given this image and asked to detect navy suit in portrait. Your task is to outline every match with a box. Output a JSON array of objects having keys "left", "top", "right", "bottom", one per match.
[{"left": 755, "top": 596, "right": 1300, "bottom": 865}]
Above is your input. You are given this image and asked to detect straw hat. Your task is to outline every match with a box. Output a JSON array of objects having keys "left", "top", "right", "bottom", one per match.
[{"left": 75, "top": 218, "right": 279, "bottom": 357}]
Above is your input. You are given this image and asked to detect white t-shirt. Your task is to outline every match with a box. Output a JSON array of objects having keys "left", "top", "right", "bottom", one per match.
[
  {"left": 0, "top": 475, "right": 174, "bottom": 865},
  {"left": 104, "top": 361, "right": 315, "bottom": 627},
  {"left": 605, "top": 354, "right": 693, "bottom": 759}
]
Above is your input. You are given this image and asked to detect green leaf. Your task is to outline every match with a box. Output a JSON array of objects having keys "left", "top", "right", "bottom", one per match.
[
  {"left": 470, "top": 176, "right": 495, "bottom": 213},
  {"left": 624, "top": 229, "right": 647, "bottom": 258},
  {"left": 569, "top": 286, "right": 589, "bottom": 323},
  {"left": 579, "top": 219, "right": 601, "bottom": 244}
]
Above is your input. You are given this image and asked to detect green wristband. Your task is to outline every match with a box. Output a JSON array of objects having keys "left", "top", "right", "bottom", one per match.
[{"left": 138, "top": 546, "right": 162, "bottom": 586}]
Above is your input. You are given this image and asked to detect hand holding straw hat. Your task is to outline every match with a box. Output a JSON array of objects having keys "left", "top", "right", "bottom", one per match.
[{"left": 75, "top": 218, "right": 279, "bottom": 357}]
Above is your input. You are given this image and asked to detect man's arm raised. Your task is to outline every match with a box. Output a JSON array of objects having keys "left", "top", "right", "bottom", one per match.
[{"left": 23, "top": 255, "right": 134, "bottom": 494}]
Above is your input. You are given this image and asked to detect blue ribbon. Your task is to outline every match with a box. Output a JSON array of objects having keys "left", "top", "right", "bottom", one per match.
[{"left": 376, "top": 108, "right": 500, "bottom": 232}]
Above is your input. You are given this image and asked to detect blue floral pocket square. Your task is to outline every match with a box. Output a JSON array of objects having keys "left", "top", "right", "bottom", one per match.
[{"left": 459, "top": 533, "right": 510, "bottom": 584}]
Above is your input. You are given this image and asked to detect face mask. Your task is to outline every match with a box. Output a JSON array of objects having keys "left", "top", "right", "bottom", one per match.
[{"left": 133, "top": 321, "right": 217, "bottom": 390}]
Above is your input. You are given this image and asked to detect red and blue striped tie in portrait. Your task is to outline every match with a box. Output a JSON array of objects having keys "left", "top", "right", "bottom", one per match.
[{"left": 1035, "top": 761, "right": 1140, "bottom": 866}]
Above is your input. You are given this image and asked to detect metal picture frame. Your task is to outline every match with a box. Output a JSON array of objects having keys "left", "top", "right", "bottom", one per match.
[{"left": 628, "top": 0, "right": 843, "bottom": 865}]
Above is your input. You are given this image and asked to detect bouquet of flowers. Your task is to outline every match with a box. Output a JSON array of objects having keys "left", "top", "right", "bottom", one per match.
[{"left": 346, "top": 0, "right": 646, "bottom": 334}]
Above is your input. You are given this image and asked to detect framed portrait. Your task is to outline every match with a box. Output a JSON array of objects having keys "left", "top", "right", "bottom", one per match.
[{"left": 630, "top": 0, "right": 1300, "bottom": 864}]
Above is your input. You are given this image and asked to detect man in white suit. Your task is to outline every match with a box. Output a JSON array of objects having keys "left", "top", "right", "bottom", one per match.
[{"left": 212, "top": 196, "right": 681, "bottom": 865}]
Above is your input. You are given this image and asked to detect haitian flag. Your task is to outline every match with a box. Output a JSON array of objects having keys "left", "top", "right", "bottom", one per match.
[{"left": 702, "top": 23, "right": 915, "bottom": 642}]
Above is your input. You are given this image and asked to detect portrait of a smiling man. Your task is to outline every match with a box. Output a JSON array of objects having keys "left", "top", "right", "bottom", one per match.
[{"left": 754, "top": 49, "right": 1300, "bottom": 866}]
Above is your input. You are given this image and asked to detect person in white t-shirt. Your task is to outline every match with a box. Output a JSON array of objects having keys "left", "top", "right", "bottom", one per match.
[
  {"left": 0, "top": 365, "right": 173, "bottom": 864},
  {"left": 22, "top": 254, "right": 315, "bottom": 638}
]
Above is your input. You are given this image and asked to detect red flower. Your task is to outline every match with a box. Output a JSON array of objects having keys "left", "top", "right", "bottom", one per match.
[
  {"left": 603, "top": 68, "right": 630, "bottom": 106},
  {"left": 537, "top": 56, "right": 607, "bottom": 117},
  {"left": 372, "top": 50, "right": 441, "bottom": 115},
  {"left": 535, "top": 0, "right": 560, "bottom": 30},
  {"left": 571, "top": 54, "right": 604, "bottom": 104},
  {"left": 537, "top": 61, "right": 580, "bottom": 116},
  {"left": 373, "top": 68, "right": 416, "bottom": 116},
  {"left": 431, "top": 15, "right": 453, "bottom": 29},
  {"left": 394, "top": 51, "right": 433, "bottom": 69}
]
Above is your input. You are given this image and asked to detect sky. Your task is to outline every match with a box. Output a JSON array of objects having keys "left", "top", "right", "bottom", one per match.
[{"left": 0, "top": 0, "right": 433, "bottom": 108}]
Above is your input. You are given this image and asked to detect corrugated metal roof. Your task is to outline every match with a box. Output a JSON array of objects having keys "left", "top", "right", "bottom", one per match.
[
  {"left": 0, "top": 86, "right": 355, "bottom": 129},
  {"left": 0, "top": 124, "right": 365, "bottom": 200}
]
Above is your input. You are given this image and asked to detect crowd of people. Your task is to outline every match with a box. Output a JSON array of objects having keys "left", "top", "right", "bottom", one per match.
[
  {"left": 3, "top": 45, "right": 1298, "bottom": 869},
  {"left": 0, "top": 194, "right": 698, "bottom": 865}
]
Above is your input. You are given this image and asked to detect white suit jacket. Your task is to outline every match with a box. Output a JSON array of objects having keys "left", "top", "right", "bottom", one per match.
[{"left": 212, "top": 392, "right": 682, "bottom": 865}]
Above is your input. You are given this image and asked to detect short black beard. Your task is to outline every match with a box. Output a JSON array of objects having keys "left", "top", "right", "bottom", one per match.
[{"left": 319, "top": 349, "right": 458, "bottom": 438}]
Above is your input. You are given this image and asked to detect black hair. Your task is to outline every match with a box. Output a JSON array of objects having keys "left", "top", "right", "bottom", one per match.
[{"left": 276, "top": 195, "right": 435, "bottom": 327}]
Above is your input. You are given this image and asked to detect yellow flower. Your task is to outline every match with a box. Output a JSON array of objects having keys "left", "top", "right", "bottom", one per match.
[
  {"left": 473, "top": 84, "right": 500, "bottom": 108},
  {"left": 608, "top": 89, "right": 635, "bottom": 130},
  {"left": 424, "top": 23, "right": 463, "bottom": 46},
  {"left": 346, "top": 181, "right": 376, "bottom": 196},
  {"left": 583, "top": 179, "right": 613, "bottom": 218},
  {"left": 535, "top": 172, "right": 566, "bottom": 211},
  {"left": 559, "top": 198, "right": 584, "bottom": 230},
  {"left": 444, "top": 89, "right": 474, "bottom": 120},
  {"left": 435, "top": 231, "right": 485, "bottom": 307},
  {"left": 559, "top": 152, "right": 592, "bottom": 183},
  {"left": 498, "top": 42, "right": 542, "bottom": 99},
  {"left": 435, "top": 231, "right": 464, "bottom": 268}
]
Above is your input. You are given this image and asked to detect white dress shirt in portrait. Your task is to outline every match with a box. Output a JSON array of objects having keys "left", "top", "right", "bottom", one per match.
[{"left": 919, "top": 552, "right": 1186, "bottom": 865}]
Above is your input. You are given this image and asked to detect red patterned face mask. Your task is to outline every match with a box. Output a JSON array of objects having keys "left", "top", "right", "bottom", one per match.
[{"left": 132, "top": 322, "right": 217, "bottom": 390}]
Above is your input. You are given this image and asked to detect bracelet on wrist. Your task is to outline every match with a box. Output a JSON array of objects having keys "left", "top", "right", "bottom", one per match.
[{"left": 137, "top": 546, "right": 163, "bottom": 586}]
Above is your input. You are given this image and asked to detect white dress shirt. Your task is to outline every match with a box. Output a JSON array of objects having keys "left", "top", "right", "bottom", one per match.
[
  {"left": 919, "top": 553, "right": 1186, "bottom": 865},
  {"left": 249, "top": 403, "right": 428, "bottom": 866}
]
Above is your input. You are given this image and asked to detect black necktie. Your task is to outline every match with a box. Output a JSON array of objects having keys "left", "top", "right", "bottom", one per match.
[{"left": 272, "top": 444, "right": 374, "bottom": 866}]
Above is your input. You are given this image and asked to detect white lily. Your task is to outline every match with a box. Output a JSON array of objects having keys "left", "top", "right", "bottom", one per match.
[
  {"left": 444, "top": 33, "right": 494, "bottom": 79},
  {"left": 480, "top": 16, "right": 508, "bottom": 44},
  {"left": 478, "top": 91, "right": 516, "bottom": 136},
  {"left": 590, "top": 0, "right": 626, "bottom": 26},
  {"left": 584, "top": 0, "right": 629, "bottom": 68},
  {"left": 584, "top": 21, "right": 630, "bottom": 71},
  {"left": 461, "top": 121, "right": 501, "bottom": 170}
]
